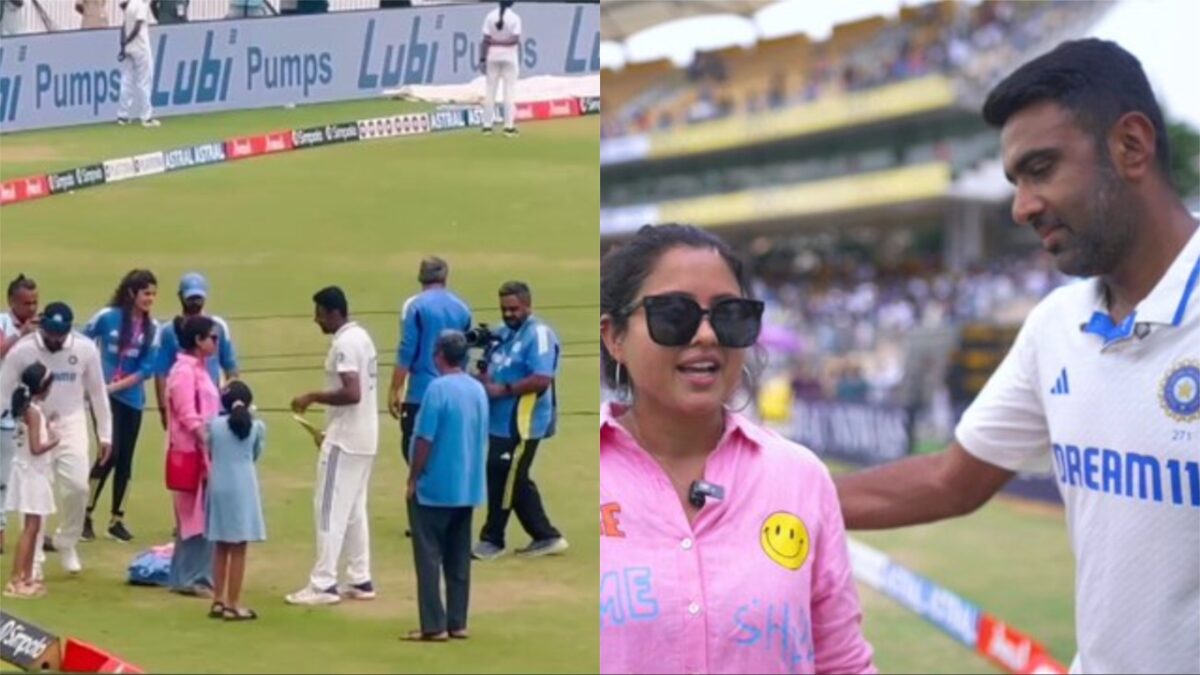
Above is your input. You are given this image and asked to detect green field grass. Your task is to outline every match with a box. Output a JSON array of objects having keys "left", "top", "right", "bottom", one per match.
[
  {"left": 852, "top": 496, "right": 1077, "bottom": 673},
  {"left": 0, "top": 102, "right": 599, "bottom": 673}
]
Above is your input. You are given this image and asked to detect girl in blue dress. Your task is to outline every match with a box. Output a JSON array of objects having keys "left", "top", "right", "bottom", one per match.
[{"left": 205, "top": 380, "right": 266, "bottom": 621}]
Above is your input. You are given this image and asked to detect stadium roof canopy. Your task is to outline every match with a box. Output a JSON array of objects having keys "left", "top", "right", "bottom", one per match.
[{"left": 601, "top": 0, "right": 774, "bottom": 43}]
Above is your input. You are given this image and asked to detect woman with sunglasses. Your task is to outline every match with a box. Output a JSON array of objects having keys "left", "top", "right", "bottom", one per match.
[
  {"left": 164, "top": 315, "right": 221, "bottom": 598},
  {"left": 600, "top": 224, "right": 874, "bottom": 674}
]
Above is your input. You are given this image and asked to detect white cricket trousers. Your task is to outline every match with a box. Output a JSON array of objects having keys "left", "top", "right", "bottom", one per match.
[
  {"left": 308, "top": 444, "right": 374, "bottom": 590},
  {"left": 484, "top": 59, "right": 519, "bottom": 130},
  {"left": 117, "top": 48, "right": 154, "bottom": 122},
  {"left": 33, "top": 411, "right": 91, "bottom": 566}
]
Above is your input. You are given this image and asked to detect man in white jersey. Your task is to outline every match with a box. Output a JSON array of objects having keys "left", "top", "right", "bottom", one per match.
[
  {"left": 286, "top": 286, "right": 380, "bottom": 606},
  {"left": 834, "top": 39, "right": 1199, "bottom": 674},
  {"left": 479, "top": 0, "right": 522, "bottom": 137},
  {"left": 116, "top": 0, "right": 160, "bottom": 127},
  {"left": 0, "top": 303, "right": 113, "bottom": 577},
  {"left": 0, "top": 274, "right": 39, "bottom": 555}
]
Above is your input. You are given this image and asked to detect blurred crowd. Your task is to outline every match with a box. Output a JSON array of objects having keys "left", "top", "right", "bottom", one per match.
[
  {"left": 754, "top": 250, "right": 1065, "bottom": 410},
  {"left": 602, "top": 0, "right": 1106, "bottom": 139}
]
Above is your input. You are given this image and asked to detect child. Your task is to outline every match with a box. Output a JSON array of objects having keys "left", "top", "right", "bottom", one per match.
[
  {"left": 205, "top": 380, "right": 266, "bottom": 621},
  {"left": 4, "top": 363, "right": 59, "bottom": 599}
]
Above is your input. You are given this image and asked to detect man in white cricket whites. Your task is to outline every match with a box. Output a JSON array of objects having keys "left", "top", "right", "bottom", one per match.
[
  {"left": 116, "top": 0, "right": 161, "bottom": 127},
  {"left": 0, "top": 302, "right": 113, "bottom": 577},
  {"left": 287, "top": 286, "right": 380, "bottom": 605},
  {"left": 834, "top": 39, "right": 1199, "bottom": 674}
]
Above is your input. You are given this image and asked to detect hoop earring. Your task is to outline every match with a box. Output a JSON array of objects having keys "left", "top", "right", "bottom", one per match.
[
  {"left": 614, "top": 362, "right": 633, "bottom": 404},
  {"left": 723, "top": 364, "right": 754, "bottom": 413}
]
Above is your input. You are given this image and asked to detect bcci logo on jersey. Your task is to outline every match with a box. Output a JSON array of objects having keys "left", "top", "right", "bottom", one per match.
[{"left": 1160, "top": 359, "right": 1200, "bottom": 423}]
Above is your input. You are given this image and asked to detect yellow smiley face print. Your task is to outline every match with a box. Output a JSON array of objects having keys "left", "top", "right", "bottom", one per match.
[{"left": 760, "top": 511, "right": 810, "bottom": 571}]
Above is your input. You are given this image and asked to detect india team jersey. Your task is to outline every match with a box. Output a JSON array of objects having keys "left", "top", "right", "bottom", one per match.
[
  {"left": 323, "top": 322, "right": 378, "bottom": 456},
  {"left": 956, "top": 227, "right": 1200, "bottom": 674},
  {"left": 0, "top": 332, "right": 113, "bottom": 444},
  {"left": 487, "top": 316, "right": 559, "bottom": 440}
]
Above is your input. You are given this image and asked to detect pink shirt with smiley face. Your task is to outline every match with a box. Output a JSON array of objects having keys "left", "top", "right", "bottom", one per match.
[{"left": 600, "top": 402, "right": 875, "bottom": 675}]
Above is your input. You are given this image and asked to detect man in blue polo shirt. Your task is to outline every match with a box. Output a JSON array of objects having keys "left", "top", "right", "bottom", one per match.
[
  {"left": 153, "top": 272, "right": 238, "bottom": 428},
  {"left": 473, "top": 281, "right": 567, "bottom": 561},
  {"left": 388, "top": 257, "right": 472, "bottom": 463},
  {"left": 405, "top": 331, "right": 488, "bottom": 641}
]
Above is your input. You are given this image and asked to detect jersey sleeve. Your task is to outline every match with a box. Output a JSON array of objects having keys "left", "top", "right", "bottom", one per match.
[
  {"left": 528, "top": 322, "right": 559, "bottom": 377},
  {"left": 217, "top": 319, "right": 238, "bottom": 374},
  {"left": 334, "top": 337, "right": 361, "bottom": 375},
  {"left": 83, "top": 308, "right": 108, "bottom": 340},
  {"left": 413, "top": 382, "right": 443, "bottom": 442},
  {"left": 398, "top": 297, "right": 419, "bottom": 366},
  {"left": 954, "top": 313, "right": 1052, "bottom": 472},
  {"left": 156, "top": 324, "right": 178, "bottom": 376}
]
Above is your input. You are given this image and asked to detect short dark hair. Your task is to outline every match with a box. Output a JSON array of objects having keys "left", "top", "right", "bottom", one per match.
[
  {"left": 419, "top": 256, "right": 449, "bottom": 285},
  {"left": 435, "top": 330, "right": 468, "bottom": 367},
  {"left": 600, "top": 224, "right": 752, "bottom": 390},
  {"left": 178, "top": 315, "right": 216, "bottom": 352},
  {"left": 498, "top": 280, "right": 531, "bottom": 305},
  {"left": 313, "top": 286, "right": 349, "bottom": 316},
  {"left": 6, "top": 274, "right": 36, "bottom": 299},
  {"left": 982, "top": 38, "right": 1170, "bottom": 175}
]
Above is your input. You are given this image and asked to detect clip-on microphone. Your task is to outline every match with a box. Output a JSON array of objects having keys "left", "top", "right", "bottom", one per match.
[{"left": 688, "top": 480, "right": 726, "bottom": 509}]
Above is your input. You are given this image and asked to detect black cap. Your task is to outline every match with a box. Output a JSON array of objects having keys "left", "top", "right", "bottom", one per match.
[{"left": 41, "top": 302, "right": 74, "bottom": 335}]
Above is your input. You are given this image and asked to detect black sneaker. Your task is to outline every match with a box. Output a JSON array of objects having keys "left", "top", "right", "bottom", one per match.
[
  {"left": 80, "top": 516, "right": 95, "bottom": 542},
  {"left": 42, "top": 535, "right": 57, "bottom": 552},
  {"left": 503, "top": 127, "right": 519, "bottom": 138},
  {"left": 481, "top": 126, "right": 493, "bottom": 135},
  {"left": 107, "top": 521, "right": 134, "bottom": 543}
]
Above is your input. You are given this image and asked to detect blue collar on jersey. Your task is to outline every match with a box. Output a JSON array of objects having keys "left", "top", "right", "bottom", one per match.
[{"left": 1081, "top": 228, "right": 1200, "bottom": 347}]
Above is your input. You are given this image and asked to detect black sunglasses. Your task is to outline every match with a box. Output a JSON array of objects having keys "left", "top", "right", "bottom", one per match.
[{"left": 624, "top": 294, "right": 764, "bottom": 348}]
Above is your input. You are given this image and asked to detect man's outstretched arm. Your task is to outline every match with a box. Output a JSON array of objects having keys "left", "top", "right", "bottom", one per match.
[{"left": 834, "top": 441, "right": 1015, "bottom": 530}]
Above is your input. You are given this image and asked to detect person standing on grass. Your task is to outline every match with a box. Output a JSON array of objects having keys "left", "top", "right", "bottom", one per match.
[
  {"left": 116, "top": 0, "right": 161, "bottom": 127},
  {"left": 480, "top": 0, "right": 522, "bottom": 137},
  {"left": 403, "top": 331, "right": 487, "bottom": 642},
  {"left": 165, "top": 315, "right": 221, "bottom": 598},
  {"left": 388, "top": 257, "right": 472, "bottom": 464},
  {"left": 473, "top": 281, "right": 568, "bottom": 561},
  {"left": 0, "top": 273, "right": 39, "bottom": 556},
  {"left": 206, "top": 380, "right": 266, "bottom": 622},
  {"left": 287, "top": 286, "right": 379, "bottom": 606},
  {"left": 84, "top": 269, "right": 159, "bottom": 543},
  {"left": 3, "top": 363, "right": 59, "bottom": 600},
  {"left": 155, "top": 272, "right": 239, "bottom": 431},
  {"left": 2, "top": 303, "right": 113, "bottom": 580}
]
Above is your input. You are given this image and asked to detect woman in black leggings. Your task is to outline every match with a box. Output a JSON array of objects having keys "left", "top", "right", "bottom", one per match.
[{"left": 82, "top": 270, "right": 158, "bottom": 542}]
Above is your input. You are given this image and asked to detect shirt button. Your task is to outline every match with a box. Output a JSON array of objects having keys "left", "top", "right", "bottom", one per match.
[
  {"left": 688, "top": 602, "right": 701, "bottom": 615},
  {"left": 681, "top": 538, "right": 693, "bottom": 550}
]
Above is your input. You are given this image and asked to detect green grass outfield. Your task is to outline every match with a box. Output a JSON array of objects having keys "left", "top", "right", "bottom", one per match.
[
  {"left": 851, "top": 495, "right": 1077, "bottom": 673},
  {"left": 0, "top": 101, "right": 599, "bottom": 673}
]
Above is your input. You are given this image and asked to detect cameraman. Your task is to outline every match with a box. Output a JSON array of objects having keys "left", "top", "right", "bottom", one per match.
[
  {"left": 388, "top": 257, "right": 471, "bottom": 463},
  {"left": 472, "top": 281, "right": 567, "bottom": 561}
]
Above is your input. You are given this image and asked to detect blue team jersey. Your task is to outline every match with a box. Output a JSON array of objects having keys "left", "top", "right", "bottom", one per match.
[
  {"left": 397, "top": 288, "right": 472, "bottom": 404},
  {"left": 487, "top": 315, "right": 559, "bottom": 440},
  {"left": 156, "top": 314, "right": 238, "bottom": 386},
  {"left": 412, "top": 372, "right": 488, "bottom": 508},
  {"left": 84, "top": 307, "right": 158, "bottom": 410}
]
